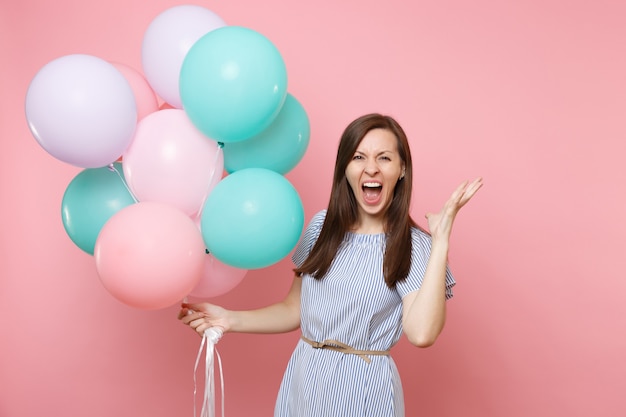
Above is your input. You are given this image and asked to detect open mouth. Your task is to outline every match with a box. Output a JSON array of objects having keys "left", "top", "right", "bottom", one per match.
[{"left": 362, "top": 182, "right": 382, "bottom": 203}]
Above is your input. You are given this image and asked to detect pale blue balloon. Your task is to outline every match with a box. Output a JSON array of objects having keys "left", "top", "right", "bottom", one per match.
[
  {"left": 61, "top": 163, "right": 136, "bottom": 255},
  {"left": 223, "top": 93, "right": 310, "bottom": 175},
  {"left": 200, "top": 168, "right": 304, "bottom": 269},
  {"left": 180, "top": 26, "right": 288, "bottom": 143}
]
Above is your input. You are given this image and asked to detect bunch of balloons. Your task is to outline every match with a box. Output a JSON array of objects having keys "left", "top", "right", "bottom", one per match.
[{"left": 25, "top": 5, "right": 309, "bottom": 310}]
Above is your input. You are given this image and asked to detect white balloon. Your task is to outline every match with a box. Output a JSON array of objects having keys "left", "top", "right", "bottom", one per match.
[
  {"left": 25, "top": 54, "right": 137, "bottom": 168},
  {"left": 141, "top": 5, "right": 226, "bottom": 108}
]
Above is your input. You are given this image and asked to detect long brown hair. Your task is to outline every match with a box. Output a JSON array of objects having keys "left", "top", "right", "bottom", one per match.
[{"left": 294, "top": 113, "right": 418, "bottom": 288}]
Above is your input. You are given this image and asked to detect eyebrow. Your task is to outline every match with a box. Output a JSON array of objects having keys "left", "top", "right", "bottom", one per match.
[{"left": 354, "top": 150, "right": 395, "bottom": 156}]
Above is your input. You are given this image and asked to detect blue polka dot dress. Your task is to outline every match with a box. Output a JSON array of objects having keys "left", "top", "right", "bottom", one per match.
[{"left": 274, "top": 210, "right": 455, "bottom": 417}]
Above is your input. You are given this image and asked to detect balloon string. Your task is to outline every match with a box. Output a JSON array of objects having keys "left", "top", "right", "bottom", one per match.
[
  {"left": 194, "top": 327, "right": 224, "bottom": 417},
  {"left": 107, "top": 163, "right": 138, "bottom": 203},
  {"left": 195, "top": 143, "right": 224, "bottom": 222}
]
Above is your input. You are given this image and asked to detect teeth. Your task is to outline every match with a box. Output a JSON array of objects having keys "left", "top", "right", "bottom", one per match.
[{"left": 363, "top": 182, "right": 381, "bottom": 188}]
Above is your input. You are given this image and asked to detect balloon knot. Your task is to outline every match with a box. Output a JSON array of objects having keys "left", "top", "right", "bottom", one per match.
[{"left": 205, "top": 327, "right": 223, "bottom": 344}]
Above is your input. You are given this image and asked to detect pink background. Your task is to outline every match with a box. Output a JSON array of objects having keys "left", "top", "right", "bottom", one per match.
[{"left": 2, "top": 0, "right": 625, "bottom": 416}]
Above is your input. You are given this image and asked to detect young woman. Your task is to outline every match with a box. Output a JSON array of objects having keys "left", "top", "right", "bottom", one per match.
[{"left": 179, "top": 113, "right": 483, "bottom": 416}]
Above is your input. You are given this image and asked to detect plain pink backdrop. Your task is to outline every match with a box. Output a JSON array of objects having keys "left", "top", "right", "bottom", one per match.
[{"left": 2, "top": 0, "right": 625, "bottom": 416}]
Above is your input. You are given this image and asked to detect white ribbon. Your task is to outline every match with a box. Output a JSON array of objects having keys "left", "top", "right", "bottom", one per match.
[
  {"left": 107, "top": 163, "right": 138, "bottom": 203},
  {"left": 194, "top": 143, "right": 223, "bottom": 223},
  {"left": 194, "top": 327, "right": 224, "bottom": 417}
]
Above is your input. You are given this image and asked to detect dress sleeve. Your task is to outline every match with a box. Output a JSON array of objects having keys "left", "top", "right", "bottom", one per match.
[
  {"left": 395, "top": 228, "right": 456, "bottom": 299},
  {"left": 292, "top": 209, "right": 327, "bottom": 268}
]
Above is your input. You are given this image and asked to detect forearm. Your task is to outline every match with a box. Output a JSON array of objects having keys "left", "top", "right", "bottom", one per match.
[
  {"left": 228, "top": 301, "right": 301, "bottom": 334},
  {"left": 227, "top": 277, "right": 301, "bottom": 334},
  {"left": 403, "top": 238, "right": 450, "bottom": 347}
]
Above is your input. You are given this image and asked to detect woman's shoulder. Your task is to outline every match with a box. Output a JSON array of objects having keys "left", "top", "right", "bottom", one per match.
[
  {"left": 309, "top": 209, "right": 327, "bottom": 226},
  {"left": 409, "top": 224, "right": 432, "bottom": 246},
  {"left": 301, "top": 209, "right": 327, "bottom": 238},
  {"left": 294, "top": 209, "right": 328, "bottom": 259},
  {"left": 410, "top": 223, "right": 430, "bottom": 236}
]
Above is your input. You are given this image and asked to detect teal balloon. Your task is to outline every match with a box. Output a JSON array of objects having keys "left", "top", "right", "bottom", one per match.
[
  {"left": 61, "top": 163, "right": 135, "bottom": 255},
  {"left": 200, "top": 168, "right": 304, "bottom": 269},
  {"left": 180, "top": 26, "right": 288, "bottom": 143},
  {"left": 223, "top": 93, "right": 310, "bottom": 175}
]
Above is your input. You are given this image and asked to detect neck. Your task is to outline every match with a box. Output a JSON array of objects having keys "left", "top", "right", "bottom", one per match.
[{"left": 351, "top": 215, "right": 385, "bottom": 234}]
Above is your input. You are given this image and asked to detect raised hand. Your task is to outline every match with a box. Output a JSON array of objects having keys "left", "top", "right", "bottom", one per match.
[{"left": 425, "top": 177, "right": 483, "bottom": 241}]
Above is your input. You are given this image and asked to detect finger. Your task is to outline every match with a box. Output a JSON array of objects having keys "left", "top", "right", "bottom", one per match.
[
  {"left": 195, "top": 322, "right": 213, "bottom": 336},
  {"left": 460, "top": 177, "right": 483, "bottom": 203},
  {"left": 466, "top": 177, "right": 483, "bottom": 193},
  {"left": 177, "top": 305, "right": 198, "bottom": 319},
  {"left": 181, "top": 311, "right": 206, "bottom": 325},
  {"left": 446, "top": 181, "right": 471, "bottom": 210},
  {"left": 196, "top": 328, "right": 207, "bottom": 337},
  {"left": 451, "top": 180, "right": 470, "bottom": 199},
  {"left": 182, "top": 303, "right": 205, "bottom": 315},
  {"left": 190, "top": 317, "right": 207, "bottom": 329},
  {"left": 450, "top": 177, "right": 482, "bottom": 205}
]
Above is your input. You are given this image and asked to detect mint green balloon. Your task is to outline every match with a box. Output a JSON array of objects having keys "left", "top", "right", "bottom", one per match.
[
  {"left": 61, "top": 163, "right": 135, "bottom": 255},
  {"left": 223, "top": 93, "right": 310, "bottom": 175},
  {"left": 200, "top": 168, "right": 304, "bottom": 269},
  {"left": 180, "top": 26, "right": 288, "bottom": 143}
]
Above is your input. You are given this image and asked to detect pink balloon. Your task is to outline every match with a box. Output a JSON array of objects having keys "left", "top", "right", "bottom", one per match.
[
  {"left": 189, "top": 253, "right": 248, "bottom": 299},
  {"left": 94, "top": 202, "right": 205, "bottom": 310},
  {"left": 111, "top": 62, "right": 159, "bottom": 121},
  {"left": 122, "top": 109, "right": 224, "bottom": 216}
]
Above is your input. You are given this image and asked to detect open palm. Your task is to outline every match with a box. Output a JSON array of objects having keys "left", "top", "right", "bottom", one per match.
[{"left": 426, "top": 177, "right": 483, "bottom": 241}]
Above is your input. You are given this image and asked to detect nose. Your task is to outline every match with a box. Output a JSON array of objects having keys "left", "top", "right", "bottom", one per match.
[{"left": 364, "top": 159, "right": 379, "bottom": 176}]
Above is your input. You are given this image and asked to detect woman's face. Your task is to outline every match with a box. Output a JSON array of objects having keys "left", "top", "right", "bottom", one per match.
[{"left": 345, "top": 128, "right": 405, "bottom": 225}]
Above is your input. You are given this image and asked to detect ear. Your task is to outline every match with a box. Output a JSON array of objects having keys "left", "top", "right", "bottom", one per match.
[{"left": 400, "top": 166, "right": 406, "bottom": 180}]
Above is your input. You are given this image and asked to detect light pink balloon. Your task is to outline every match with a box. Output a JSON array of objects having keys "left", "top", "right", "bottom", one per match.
[
  {"left": 189, "top": 253, "right": 248, "bottom": 299},
  {"left": 141, "top": 5, "right": 226, "bottom": 108},
  {"left": 122, "top": 109, "right": 224, "bottom": 216},
  {"left": 94, "top": 202, "right": 205, "bottom": 310},
  {"left": 111, "top": 62, "right": 159, "bottom": 121}
]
